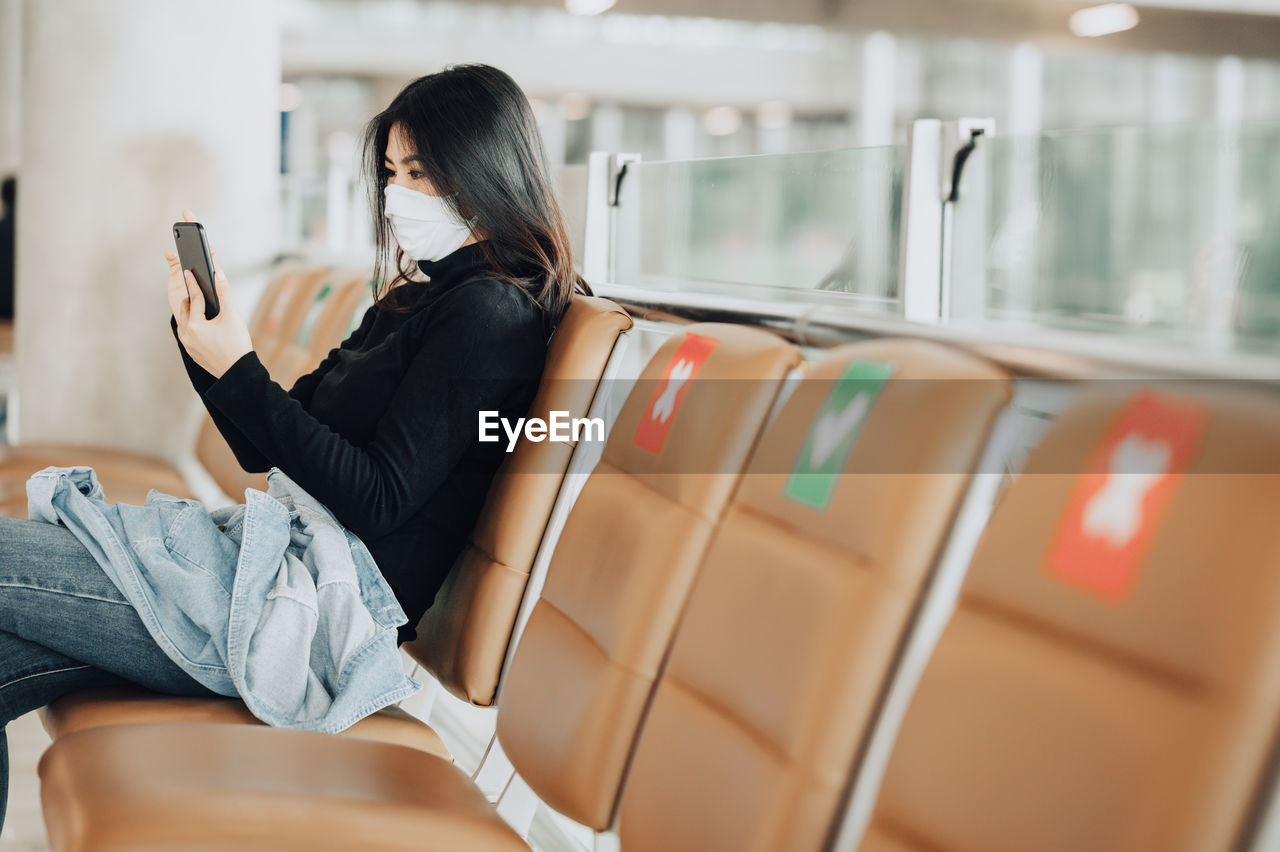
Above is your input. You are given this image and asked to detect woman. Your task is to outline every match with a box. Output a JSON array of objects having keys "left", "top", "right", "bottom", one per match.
[{"left": 0, "top": 62, "right": 580, "bottom": 831}]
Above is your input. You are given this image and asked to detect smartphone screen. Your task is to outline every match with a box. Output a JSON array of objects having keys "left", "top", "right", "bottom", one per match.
[{"left": 173, "top": 221, "right": 221, "bottom": 320}]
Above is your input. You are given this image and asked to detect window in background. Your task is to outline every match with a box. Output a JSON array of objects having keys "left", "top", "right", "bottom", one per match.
[
  {"left": 276, "top": 0, "right": 1280, "bottom": 280},
  {"left": 978, "top": 121, "right": 1280, "bottom": 350},
  {"left": 279, "top": 76, "right": 377, "bottom": 260}
]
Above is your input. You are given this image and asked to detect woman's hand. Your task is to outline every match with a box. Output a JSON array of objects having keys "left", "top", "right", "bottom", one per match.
[{"left": 166, "top": 209, "right": 254, "bottom": 379}]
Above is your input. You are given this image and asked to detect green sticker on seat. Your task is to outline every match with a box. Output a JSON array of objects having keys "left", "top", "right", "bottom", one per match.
[
  {"left": 294, "top": 282, "right": 333, "bottom": 348},
  {"left": 783, "top": 359, "right": 894, "bottom": 510},
  {"left": 346, "top": 289, "right": 375, "bottom": 338}
]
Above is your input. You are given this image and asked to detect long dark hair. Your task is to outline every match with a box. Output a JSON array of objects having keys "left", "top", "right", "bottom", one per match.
[{"left": 362, "top": 64, "right": 588, "bottom": 326}]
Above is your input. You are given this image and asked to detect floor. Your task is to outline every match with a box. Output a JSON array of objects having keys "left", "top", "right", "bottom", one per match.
[{"left": 0, "top": 713, "right": 52, "bottom": 852}]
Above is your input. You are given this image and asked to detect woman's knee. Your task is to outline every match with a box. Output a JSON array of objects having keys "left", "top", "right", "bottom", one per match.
[
  {"left": 0, "top": 516, "right": 127, "bottom": 602},
  {"left": 0, "top": 521, "right": 219, "bottom": 702}
]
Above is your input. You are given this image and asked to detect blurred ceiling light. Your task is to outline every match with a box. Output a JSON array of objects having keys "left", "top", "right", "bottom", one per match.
[
  {"left": 702, "top": 105, "right": 743, "bottom": 136},
  {"left": 559, "top": 92, "right": 593, "bottom": 121},
  {"left": 280, "top": 82, "right": 302, "bottom": 112},
  {"left": 1068, "top": 3, "right": 1140, "bottom": 37},
  {"left": 756, "top": 100, "right": 793, "bottom": 129},
  {"left": 565, "top": 0, "right": 616, "bottom": 15}
]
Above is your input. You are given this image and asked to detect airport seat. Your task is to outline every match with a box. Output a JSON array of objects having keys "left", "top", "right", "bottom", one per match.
[
  {"left": 194, "top": 267, "right": 368, "bottom": 501},
  {"left": 0, "top": 263, "right": 346, "bottom": 511},
  {"left": 39, "top": 291, "right": 631, "bottom": 760},
  {"left": 405, "top": 294, "right": 634, "bottom": 705},
  {"left": 615, "top": 340, "right": 1011, "bottom": 852},
  {"left": 0, "top": 445, "right": 191, "bottom": 515},
  {"left": 37, "top": 323, "right": 802, "bottom": 850},
  {"left": 860, "top": 386, "right": 1280, "bottom": 852},
  {"left": 42, "top": 686, "right": 451, "bottom": 759},
  {"left": 0, "top": 264, "right": 342, "bottom": 513},
  {"left": 40, "top": 724, "right": 527, "bottom": 852},
  {"left": 28, "top": 268, "right": 450, "bottom": 754},
  {"left": 495, "top": 323, "right": 801, "bottom": 829}
]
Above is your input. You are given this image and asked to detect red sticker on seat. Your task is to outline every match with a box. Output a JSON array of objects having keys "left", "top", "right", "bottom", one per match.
[
  {"left": 633, "top": 333, "right": 719, "bottom": 454},
  {"left": 1047, "top": 391, "right": 1207, "bottom": 603}
]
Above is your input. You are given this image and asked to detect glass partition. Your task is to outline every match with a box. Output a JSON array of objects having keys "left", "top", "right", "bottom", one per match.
[
  {"left": 970, "top": 120, "right": 1280, "bottom": 348},
  {"left": 613, "top": 146, "right": 905, "bottom": 312}
]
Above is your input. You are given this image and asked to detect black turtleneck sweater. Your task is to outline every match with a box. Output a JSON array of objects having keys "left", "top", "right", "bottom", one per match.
[{"left": 170, "top": 242, "right": 548, "bottom": 644}]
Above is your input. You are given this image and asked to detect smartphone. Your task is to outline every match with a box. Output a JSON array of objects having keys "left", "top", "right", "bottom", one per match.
[{"left": 173, "top": 221, "right": 221, "bottom": 320}]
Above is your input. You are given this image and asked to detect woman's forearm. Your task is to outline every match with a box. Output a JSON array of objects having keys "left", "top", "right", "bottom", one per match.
[{"left": 171, "top": 314, "right": 273, "bottom": 473}]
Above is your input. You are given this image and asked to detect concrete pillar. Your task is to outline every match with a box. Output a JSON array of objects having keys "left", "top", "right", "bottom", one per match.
[
  {"left": 857, "top": 31, "right": 896, "bottom": 148},
  {"left": 662, "top": 106, "right": 696, "bottom": 162},
  {"left": 1001, "top": 42, "right": 1043, "bottom": 317},
  {"left": 14, "top": 0, "right": 280, "bottom": 459},
  {"left": 857, "top": 32, "right": 897, "bottom": 298},
  {"left": 534, "top": 101, "right": 567, "bottom": 170},
  {"left": 1201, "top": 55, "right": 1245, "bottom": 346},
  {"left": 0, "top": 0, "right": 19, "bottom": 177},
  {"left": 590, "top": 103, "right": 624, "bottom": 155}
]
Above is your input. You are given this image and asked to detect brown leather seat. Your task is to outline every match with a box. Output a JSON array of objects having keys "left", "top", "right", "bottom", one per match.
[
  {"left": 405, "top": 294, "right": 633, "bottom": 706},
  {"left": 861, "top": 386, "right": 1280, "bottom": 852},
  {"left": 196, "top": 268, "right": 364, "bottom": 501},
  {"left": 615, "top": 340, "right": 1011, "bottom": 852},
  {"left": 39, "top": 723, "right": 526, "bottom": 852},
  {"left": 31, "top": 269, "right": 452, "bottom": 754},
  {"left": 39, "top": 291, "right": 629, "bottom": 759},
  {"left": 0, "top": 264, "right": 340, "bottom": 512},
  {"left": 43, "top": 685, "right": 451, "bottom": 759},
  {"left": 37, "top": 323, "right": 802, "bottom": 850},
  {"left": 496, "top": 323, "right": 802, "bottom": 830},
  {"left": 0, "top": 445, "right": 191, "bottom": 516}
]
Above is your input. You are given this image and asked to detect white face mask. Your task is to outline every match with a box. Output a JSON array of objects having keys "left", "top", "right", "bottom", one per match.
[{"left": 383, "top": 183, "right": 478, "bottom": 262}]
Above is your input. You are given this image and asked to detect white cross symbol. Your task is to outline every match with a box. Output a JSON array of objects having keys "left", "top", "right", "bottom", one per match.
[
  {"left": 1081, "top": 434, "right": 1172, "bottom": 548},
  {"left": 809, "top": 393, "right": 872, "bottom": 468},
  {"left": 652, "top": 359, "right": 695, "bottom": 423}
]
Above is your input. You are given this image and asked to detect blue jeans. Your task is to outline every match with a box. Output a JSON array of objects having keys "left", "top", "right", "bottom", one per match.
[{"left": 0, "top": 515, "right": 219, "bottom": 835}]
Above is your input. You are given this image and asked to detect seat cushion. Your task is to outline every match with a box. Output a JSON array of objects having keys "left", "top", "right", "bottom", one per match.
[
  {"left": 0, "top": 444, "right": 191, "bottom": 517},
  {"left": 39, "top": 723, "right": 526, "bottom": 852},
  {"left": 41, "top": 685, "right": 451, "bottom": 760}
]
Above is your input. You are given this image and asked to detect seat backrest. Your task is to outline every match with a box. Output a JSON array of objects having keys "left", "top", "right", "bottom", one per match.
[
  {"left": 296, "top": 273, "right": 372, "bottom": 352},
  {"left": 265, "top": 271, "right": 368, "bottom": 383},
  {"left": 863, "top": 386, "right": 1280, "bottom": 852},
  {"left": 496, "top": 323, "right": 803, "bottom": 830},
  {"left": 614, "top": 339, "right": 1011, "bottom": 852},
  {"left": 195, "top": 267, "right": 360, "bottom": 499},
  {"left": 249, "top": 265, "right": 331, "bottom": 355},
  {"left": 245, "top": 263, "right": 301, "bottom": 341},
  {"left": 405, "top": 295, "right": 634, "bottom": 705}
]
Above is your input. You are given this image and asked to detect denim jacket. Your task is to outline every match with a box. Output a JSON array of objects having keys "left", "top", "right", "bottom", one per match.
[{"left": 26, "top": 464, "right": 421, "bottom": 733}]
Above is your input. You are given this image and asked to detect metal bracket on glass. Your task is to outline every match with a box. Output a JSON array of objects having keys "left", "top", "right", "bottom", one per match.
[
  {"left": 582, "top": 151, "right": 641, "bottom": 285},
  {"left": 941, "top": 118, "right": 995, "bottom": 321},
  {"left": 899, "top": 118, "right": 995, "bottom": 324},
  {"left": 941, "top": 118, "right": 994, "bottom": 203}
]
